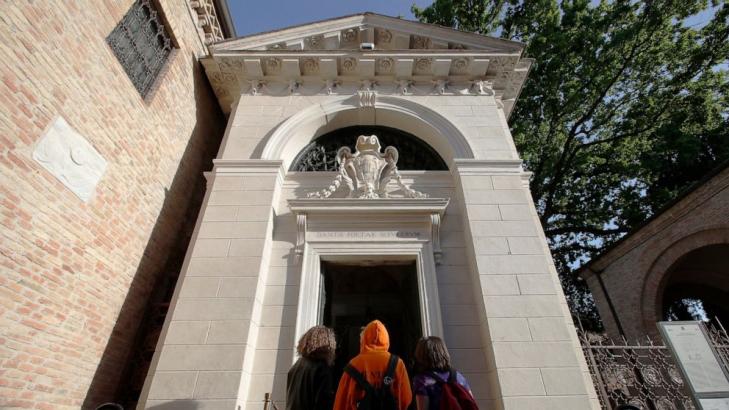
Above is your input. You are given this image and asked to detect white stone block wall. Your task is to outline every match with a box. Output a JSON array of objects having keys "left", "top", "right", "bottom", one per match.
[{"left": 141, "top": 92, "right": 599, "bottom": 409}]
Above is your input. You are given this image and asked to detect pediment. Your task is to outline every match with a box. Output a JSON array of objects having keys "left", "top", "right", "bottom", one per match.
[
  {"left": 202, "top": 13, "right": 532, "bottom": 117},
  {"left": 211, "top": 13, "right": 523, "bottom": 53}
]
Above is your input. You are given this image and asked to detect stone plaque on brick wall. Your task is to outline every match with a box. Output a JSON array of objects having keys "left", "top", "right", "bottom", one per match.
[{"left": 33, "top": 116, "right": 107, "bottom": 202}]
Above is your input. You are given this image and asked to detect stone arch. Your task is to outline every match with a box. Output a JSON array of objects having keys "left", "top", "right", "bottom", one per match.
[
  {"left": 640, "top": 227, "right": 729, "bottom": 333},
  {"left": 260, "top": 95, "right": 475, "bottom": 170}
]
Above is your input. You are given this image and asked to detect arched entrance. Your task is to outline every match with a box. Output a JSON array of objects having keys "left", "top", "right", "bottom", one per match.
[
  {"left": 641, "top": 228, "right": 729, "bottom": 333},
  {"left": 660, "top": 244, "right": 729, "bottom": 324}
]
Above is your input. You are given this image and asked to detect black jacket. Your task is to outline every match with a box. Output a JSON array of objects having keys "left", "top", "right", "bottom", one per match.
[{"left": 286, "top": 357, "right": 334, "bottom": 410}]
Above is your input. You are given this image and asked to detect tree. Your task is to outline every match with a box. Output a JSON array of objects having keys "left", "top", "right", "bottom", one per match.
[{"left": 413, "top": 0, "right": 729, "bottom": 329}]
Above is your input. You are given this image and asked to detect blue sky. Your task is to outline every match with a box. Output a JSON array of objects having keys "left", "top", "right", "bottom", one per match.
[
  {"left": 228, "top": 0, "right": 432, "bottom": 37},
  {"left": 228, "top": 1, "right": 721, "bottom": 37}
]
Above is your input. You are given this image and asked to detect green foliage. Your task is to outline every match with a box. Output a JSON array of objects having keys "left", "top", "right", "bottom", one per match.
[{"left": 413, "top": 0, "right": 729, "bottom": 329}]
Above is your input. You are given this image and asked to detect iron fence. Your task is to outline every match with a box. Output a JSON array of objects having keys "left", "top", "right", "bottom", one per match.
[{"left": 578, "top": 321, "right": 729, "bottom": 410}]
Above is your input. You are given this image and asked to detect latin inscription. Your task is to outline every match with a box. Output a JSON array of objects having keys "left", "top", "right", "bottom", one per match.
[{"left": 309, "top": 231, "right": 423, "bottom": 240}]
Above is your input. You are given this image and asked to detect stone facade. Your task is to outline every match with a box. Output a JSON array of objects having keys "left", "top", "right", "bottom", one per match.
[
  {"left": 141, "top": 15, "right": 600, "bottom": 410},
  {"left": 580, "top": 164, "right": 729, "bottom": 340},
  {"left": 0, "top": 1, "right": 233, "bottom": 409}
]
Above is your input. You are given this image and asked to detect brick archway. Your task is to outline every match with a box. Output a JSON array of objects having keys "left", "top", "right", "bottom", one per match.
[{"left": 640, "top": 227, "right": 729, "bottom": 334}]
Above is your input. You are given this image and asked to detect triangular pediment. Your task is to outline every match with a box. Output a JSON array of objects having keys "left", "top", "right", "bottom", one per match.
[
  {"left": 211, "top": 13, "right": 523, "bottom": 53},
  {"left": 202, "top": 13, "right": 532, "bottom": 117}
]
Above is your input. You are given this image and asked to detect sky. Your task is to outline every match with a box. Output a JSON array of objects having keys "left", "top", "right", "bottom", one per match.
[
  {"left": 228, "top": 0, "right": 433, "bottom": 37},
  {"left": 228, "top": 1, "right": 722, "bottom": 38}
]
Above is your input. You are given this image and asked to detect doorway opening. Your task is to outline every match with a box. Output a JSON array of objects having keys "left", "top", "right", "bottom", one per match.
[{"left": 321, "top": 260, "right": 423, "bottom": 380}]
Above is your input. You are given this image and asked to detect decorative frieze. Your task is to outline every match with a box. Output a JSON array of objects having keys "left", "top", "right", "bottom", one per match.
[
  {"left": 411, "top": 35, "right": 431, "bottom": 49},
  {"left": 341, "top": 57, "right": 357, "bottom": 73},
  {"left": 377, "top": 57, "right": 394, "bottom": 74},
  {"left": 201, "top": 20, "right": 532, "bottom": 115},
  {"left": 376, "top": 28, "right": 392, "bottom": 44},
  {"left": 414, "top": 57, "right": 432, "bottom": 75},
  {"left": 301, "top": 58, "right": 319, "bottom": 75},
  {"left": 341, "top": 28, "right": 358, "bottom": 44},
  {"left": 304, "top": 34, "right": 324, "bottom": 50},
  {"left": 264, "top": 57, "right": 281, "bottom": 75}
]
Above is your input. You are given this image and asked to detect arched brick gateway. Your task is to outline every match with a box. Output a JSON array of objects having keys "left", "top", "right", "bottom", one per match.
[
  {"left": 579, "top": 163, "right": 729, "bottom": 340},
  {"left": 640, "top": 228, "right": 729, "bottom": 336}
]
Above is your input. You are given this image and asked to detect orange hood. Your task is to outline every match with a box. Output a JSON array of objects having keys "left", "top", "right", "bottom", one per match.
[{"left": 360, "top": 320, "right": 390, "bottom": 353}]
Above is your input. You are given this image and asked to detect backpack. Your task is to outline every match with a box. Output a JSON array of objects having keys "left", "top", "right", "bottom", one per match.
[
  {"left": 344, "top": 354, "right": 399, "bottom": 410},
  {"left": 432, "top": 370, "right": 479, "bottom": 410}
]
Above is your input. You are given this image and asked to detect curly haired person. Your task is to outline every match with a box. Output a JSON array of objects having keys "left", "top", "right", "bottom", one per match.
[{"left": 286, "top": 325, "right": 337, "bottom": 410}]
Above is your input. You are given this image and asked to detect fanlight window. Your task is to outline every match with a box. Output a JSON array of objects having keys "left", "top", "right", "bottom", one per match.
[{"left": 291, "top": 126, "right": 448, "bottom": 172}]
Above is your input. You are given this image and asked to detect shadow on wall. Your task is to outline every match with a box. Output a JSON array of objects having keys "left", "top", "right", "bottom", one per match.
[
  {"left": 147, "top": 400, "right": 202, "bottom": 410},
  {"left": 81, "top": 52, "right": 226, "bottom": 409}
]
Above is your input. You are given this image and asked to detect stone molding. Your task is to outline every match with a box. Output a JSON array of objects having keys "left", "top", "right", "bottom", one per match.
[
  {"left": 260, "top": 95, "right": 475, "bottom": 169},
  {"left": 211, "top": 13, "right": 524, "bottom": 53},
  {"left": 211, "top": 158, "right": 284, "bottom": 173},
  {"left": 288, "top": 197, "right": 450, "bottom": 214},
  {"left": 203, "top": 14, "right": 532, "bottom": 116},
  {"left": 289, "top": 197, "right": 447, "bottom": 345},
  {"left": 202, "top": 51, "right": 529, "bottom": 115},
  {"left": 288, "top": 197, "right": 449, "bottom": 263},
  {"left": 453, "top": 159, "right": 524, "bottom": 175}
]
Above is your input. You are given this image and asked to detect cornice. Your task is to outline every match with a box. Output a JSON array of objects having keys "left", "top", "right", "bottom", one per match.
[
  {"left": 288, "top": 198, "right": 450, "bottom": 215},
  {"left": 202, "top": 45, "right": 530, "bottom": 117},
  {"left": 211, "top": 159, "right": 284, "bottom": 174},
  {"left": 452, "top": 159, "right": 524, "bottom": 175},
  {"left": 205, "top": 15, "right": 532, "bottom": 118},
  {"left": 212, "top": 13, "right": 524, "bottom": 53}
]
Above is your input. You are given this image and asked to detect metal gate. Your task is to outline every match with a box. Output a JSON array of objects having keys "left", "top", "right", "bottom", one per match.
[{"left": 579, "top": 321, "right": 729, "bottom": 409}]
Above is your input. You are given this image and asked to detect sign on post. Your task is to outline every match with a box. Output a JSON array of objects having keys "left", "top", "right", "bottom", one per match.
[{"left": 658, "top": 321, "right": 729, "bottom": 410}]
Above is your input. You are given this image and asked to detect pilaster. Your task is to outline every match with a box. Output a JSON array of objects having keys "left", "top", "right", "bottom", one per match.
[
  {"left": 452, "top": 159, "right": 600, "bottom": 410},
  {"left": 140, "top": 160, "right": 284, "bottom": 409}
]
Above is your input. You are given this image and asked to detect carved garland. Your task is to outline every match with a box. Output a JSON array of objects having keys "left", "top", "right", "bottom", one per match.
[{"left": 308, "top": 135, "right": 427, "bottom": 199}]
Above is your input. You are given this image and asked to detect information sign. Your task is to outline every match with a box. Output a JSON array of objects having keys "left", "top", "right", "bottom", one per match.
[{"left": 659, "top": 321, "right": 729, "bottom": 409}]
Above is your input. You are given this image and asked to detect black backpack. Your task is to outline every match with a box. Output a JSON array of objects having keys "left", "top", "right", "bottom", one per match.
[{"left": 344, "top": 354, "right": 399, "bottom": 410}]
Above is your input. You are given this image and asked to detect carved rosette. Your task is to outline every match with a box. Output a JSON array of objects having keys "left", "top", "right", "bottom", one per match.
[
  {"left": 264, "top": 57, "right": 281, "bottom": 75},
  {"left": 451, "top": 58, "right": 469, "bottom": 74},
  {"left": 376, "top": 29, "right": 392, "bottom": 44},
  {"left": 308, "top": 135, "right": 427, "bottom": 199},
  {"left": 341, "top": 57, "right": 357, "bottom": 73},
  {"left": 411, "top": 35, "right": 431, "bottom": 49},
  {"left": 304, "top": 34, "right": 324, "bottom": 49},
  {"left": 377, "top": 58, "right": 394, "bottom": 74},
  {"left": 341, "top": 28, "right": 357, "bottom": 43},
  {"left": 301, "top": 58, "right": 319, "bottom": 75},
  {"left": 414, "top": 58, "right": 432, "bottom": 75}
]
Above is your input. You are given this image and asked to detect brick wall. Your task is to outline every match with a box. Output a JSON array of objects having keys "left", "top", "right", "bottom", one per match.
[
  {"left": 0, "top": 1, "right": 226, "bottom": 408},
  {"left": 582, "top": 166, "right": 729, "bottom": 339}
]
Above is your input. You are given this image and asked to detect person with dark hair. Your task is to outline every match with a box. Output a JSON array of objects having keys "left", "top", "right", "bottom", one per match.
[
  {"left": 413, "top": 336, "right": 477, "bottom": 410},
  {"left": 286, "top": 325, "right": 337, "bottom": 410}
]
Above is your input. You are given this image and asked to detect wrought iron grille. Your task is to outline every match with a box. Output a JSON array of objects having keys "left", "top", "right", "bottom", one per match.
[
  {"left": 579, "top": 322, "right": 729, "bottom": 409},
  {"left": 290, "top": 126, "right": 449, "bottom": 172},
  {"left": 107, "top": 0, "right": 172, "bottom": 97}
]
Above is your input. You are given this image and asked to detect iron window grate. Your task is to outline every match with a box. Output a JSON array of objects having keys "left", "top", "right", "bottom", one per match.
[{"left": 107, "top": 0, "right": 172, "bottom": 98}]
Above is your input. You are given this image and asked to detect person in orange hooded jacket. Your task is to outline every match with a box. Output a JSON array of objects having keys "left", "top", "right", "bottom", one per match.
[{"left": 333, "top": 320, "right": 412, "bottom": 410}]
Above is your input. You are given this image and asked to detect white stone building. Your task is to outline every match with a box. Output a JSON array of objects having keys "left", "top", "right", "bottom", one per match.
[{"left": 140, "top": 13, "right": 599, "bottom": 410}]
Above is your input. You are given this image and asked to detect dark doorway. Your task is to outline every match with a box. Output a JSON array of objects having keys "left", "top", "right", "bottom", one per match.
[{"left": 321, "top": 260, "right": 423, "bottom": 381}]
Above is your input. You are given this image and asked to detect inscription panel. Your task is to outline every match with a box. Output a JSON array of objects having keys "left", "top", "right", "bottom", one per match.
[{"left": 308, "top": 230, "right": 426, "bottom": 241}]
